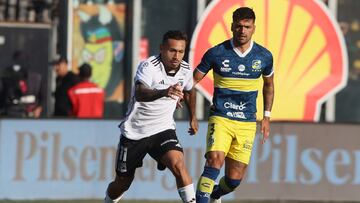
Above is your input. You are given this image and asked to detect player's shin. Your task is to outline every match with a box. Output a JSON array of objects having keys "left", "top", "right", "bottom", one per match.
[
  {"left": 178, "top": 183, "right": 196, "bottom": 203},
  {"left": 104, "top": 189, "right": 123, "bottom": 203},
  {"left": 196, "top": 166, "right": 220, "bottom": 203},
  {"left": 210, "top": 176, "right": 241, "bottom": 200}
]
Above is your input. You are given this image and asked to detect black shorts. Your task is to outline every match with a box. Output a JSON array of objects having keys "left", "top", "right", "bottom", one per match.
[{"left": 115, "top": 129, "right": 183, "bottom": 176}]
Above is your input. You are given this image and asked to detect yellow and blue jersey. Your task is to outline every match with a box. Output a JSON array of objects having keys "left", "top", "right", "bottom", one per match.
[{"left": 196, "top": 39, "right": 274, "bottom": 122}]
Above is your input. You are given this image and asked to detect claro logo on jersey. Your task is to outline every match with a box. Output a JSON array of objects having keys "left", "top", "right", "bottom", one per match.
[{"left": 189, "top": 0, "right": 348, "bottom": 121}]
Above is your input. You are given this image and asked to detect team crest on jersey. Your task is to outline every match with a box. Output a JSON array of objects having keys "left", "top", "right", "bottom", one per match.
[
  {"left": 252, "top": 60, "right": 262, "bottom": 72},
  {"left": 178, "top": 78, "right": 184, "bottom": 86},
  {"left": 141, "top": 61, "right": 149, "bottom": 70}
]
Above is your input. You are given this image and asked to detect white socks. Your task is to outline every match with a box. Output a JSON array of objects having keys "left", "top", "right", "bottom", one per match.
[
  {"left": 104, "top": 184, "right": 195, "bottom": 203},
  {"left": 104, "top": 193, "right": 123, "bottom": 203},
  {"left": 178, "top": 183, "right": 196, "bottom": 203}
]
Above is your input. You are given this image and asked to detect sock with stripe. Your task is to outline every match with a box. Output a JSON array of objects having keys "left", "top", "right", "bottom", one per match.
[
  {"left": 210, "top": 176, "right": 241, "bottom": 200},
  {"left": 196, "top": 166, "right": 220, "bottom": 203}
]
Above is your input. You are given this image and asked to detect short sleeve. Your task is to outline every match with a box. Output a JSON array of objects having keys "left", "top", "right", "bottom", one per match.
[
  {"left": 196, "top": 49, "right": 214, "bottom": 74},
  {"left": 134, "top": 61, "right": 154, "bottom": 87},
  {"left": 262, "top": 52, "right": 274, "bottom": 77}
]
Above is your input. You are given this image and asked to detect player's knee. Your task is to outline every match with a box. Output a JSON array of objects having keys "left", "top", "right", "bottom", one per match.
[
  {"left": 224, "top": 176, "right": 241, "bottom": 190},
  {"left": 206, "top": 152, "right": 224, "bottom": 168}
]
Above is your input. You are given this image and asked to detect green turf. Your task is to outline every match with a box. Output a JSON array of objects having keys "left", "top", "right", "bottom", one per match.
[{"left": 0, "top": 200, "right": 358, "bottom": 203}]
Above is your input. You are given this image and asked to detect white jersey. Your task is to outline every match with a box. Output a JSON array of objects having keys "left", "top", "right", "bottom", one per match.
[{"left": 119, "top": 55, "right": 193, "bottom": 140}]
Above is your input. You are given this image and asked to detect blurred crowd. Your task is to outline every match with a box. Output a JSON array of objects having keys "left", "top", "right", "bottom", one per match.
[{"left": 0, "top": 51, "right": 105, "bottom": 118}]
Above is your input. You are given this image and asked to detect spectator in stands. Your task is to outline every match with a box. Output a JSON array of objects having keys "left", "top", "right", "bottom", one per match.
[
  {"left": 53, "top": 57, "right": 80, "bottom": 117},
  {"left": 0, "top": 50, "right": 43, "bottom": 118},
  {"left": 68, "top": 63, "right": 104, "bottom": 118}
]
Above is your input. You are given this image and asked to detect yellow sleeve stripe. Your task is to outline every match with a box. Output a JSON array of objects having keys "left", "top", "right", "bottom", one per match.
[{"left": 214, "top": 73, "right": 261, "bottom": 91}]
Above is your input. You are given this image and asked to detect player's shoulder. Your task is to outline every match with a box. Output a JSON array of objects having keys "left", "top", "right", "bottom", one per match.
[
  {"left": 179, "top": 60, "right": 193, "bottom": 77},
  {"left": 253, "top": 42, "right": 273, "bottom": 59},
  {"left": 209, "top": 40, "right": 232, "bottom": 54},
  {"left": 207, "top": 40, "right": 232, "bottom": 56},
  {"left": 139, "top": 55, "right": 161, "bottom": 69},
  {"left": 180, "top": 60, "right": 191, "bottom": 71}
]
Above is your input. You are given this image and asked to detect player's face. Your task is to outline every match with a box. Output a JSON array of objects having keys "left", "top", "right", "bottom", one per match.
[
  {"left": 231, "top": 19, "right": 255, "bottom": 46},
  {"left": 160, "top": 39, "right": 186, "bottom": 70}
]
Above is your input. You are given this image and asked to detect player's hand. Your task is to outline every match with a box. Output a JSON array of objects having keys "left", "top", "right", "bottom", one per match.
[
  {"left": 261, "top": 117, "right": 270, "bottom": 144},
  {"left": 188, "top": 118, "right": 199, "bottom": 136},
  {"left": 176, "top": 98, "right": 184, "bottom": 109},
  {"left": 166, "top": 83, "right": 184, "bottom": 100}
]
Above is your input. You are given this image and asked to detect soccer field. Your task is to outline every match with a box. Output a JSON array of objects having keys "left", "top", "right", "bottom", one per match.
[
  {"left": 0, "top": 201, "right": 291, "bottom": 203},
  {"left": 0, "top": 201, "right": 357, "bottom": 203},
  {"left": 0, "top": 201, "right": 285, "bottom": 203},
  {"left": 0, "top": 201, "right": 181, "bottom": 203}
]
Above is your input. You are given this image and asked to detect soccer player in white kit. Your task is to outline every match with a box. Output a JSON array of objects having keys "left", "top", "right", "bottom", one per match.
[{"left": 104, "top": 30, "right": 198, "bottom": 203}]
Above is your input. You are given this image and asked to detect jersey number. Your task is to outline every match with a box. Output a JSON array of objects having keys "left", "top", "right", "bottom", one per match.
[{"left": 209, "top": 123, "right": 215, "bottom": 135}]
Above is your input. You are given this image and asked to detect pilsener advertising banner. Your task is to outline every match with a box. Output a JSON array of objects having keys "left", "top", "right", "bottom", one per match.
[
  {"left": 0, "top": 120, "right": 359, "bottom": 201},
  {"left": 189, "top": 0, "right": 348, "bottom": 122}
]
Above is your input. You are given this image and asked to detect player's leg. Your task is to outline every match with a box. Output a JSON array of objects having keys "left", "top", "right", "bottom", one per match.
[
  {"left": 105, "top": 174, "right": 134, "bottom": 203},
  {"left": 104, "top": 135, "right": 148, "bottom": 203},
  {"left": 196, "top": 116, "right": 233, "bottom": 203},
  {"left": 210, "top": 121, "right": 256, "bottom": 202},
  {"left": 196, "top": 151, "right": 224, "bottom": 203},
  {"left": 210, "top": 158, "right": 246, "bottom": 201},
  {"left": 161, "top": 150, "right": 196, "bottom": 203},
  {"left": 148, "top": 129, "right": 195, "bottom": 203}
]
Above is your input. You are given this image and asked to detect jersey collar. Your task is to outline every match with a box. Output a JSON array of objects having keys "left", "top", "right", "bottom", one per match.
[{"left": 230, "top": 39, "right": 254, "bottom": 58}]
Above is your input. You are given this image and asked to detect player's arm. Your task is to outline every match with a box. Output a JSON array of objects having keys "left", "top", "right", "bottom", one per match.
[
  {"left": 261, "top": 74, "right": 274, "bottom": 144},
  {"left": 193, "top": 49, "right": 213, "bottom": 85},
  {"left": 193, "top": 69, "right": 207, "bottom": 85},
  {"left": 135, "top": 81, "right": 184, "bottom": 102},
  {"left": 184, "top": 88, "right": 198, "bottom": 135}
]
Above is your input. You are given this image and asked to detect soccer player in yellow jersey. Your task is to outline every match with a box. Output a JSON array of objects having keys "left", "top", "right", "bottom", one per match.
[{"left": 194, "top": 7, "right": 274, "bottom": 203}]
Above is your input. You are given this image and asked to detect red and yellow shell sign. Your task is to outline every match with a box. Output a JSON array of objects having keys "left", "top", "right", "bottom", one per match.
[{"left": 189, "top": 0, "right": 348, "bottom": 121}]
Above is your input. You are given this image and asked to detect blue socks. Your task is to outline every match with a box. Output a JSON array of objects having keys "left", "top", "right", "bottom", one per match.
[
  {"left": 196, "top": 166, "right": 220, "bottom": 203},
  {"left": 211, "top": 176, "right": 241, "bottom": 199}
]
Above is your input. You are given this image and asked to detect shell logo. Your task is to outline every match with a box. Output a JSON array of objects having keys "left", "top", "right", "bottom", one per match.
[{"left": 189, "top": 0, "right": 348, "bottom": 121}]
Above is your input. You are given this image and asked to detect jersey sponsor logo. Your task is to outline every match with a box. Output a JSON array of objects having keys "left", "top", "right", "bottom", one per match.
[
  {"left": 227, "top": 111, "right": 246, "bottom": 119},
  {"left": 232, "top": 71, "right": 250, "bottom": 76},
  {"left": 243, "top": 140, "right": 252, "bottom": 151},
  {"left": 222, "top": 59, "right": 229, "bottom": 67},
  {"left": 238, "top": 64, "right": 246, "bottom": 72},
  {"left": 220, "top": 59, "right": 231, "bottom": 72},
  {"left": 189, "top": 0, "right": 348, "bottom": 121},
  {"left": 220, "top": 67, "right": 231, "bottom": 73},
  {"left": 224, "top": 101, "right": 246, "bottom": 111},
  {"left": 220, "top": 67, "right": 231, "bottom": 72}
]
